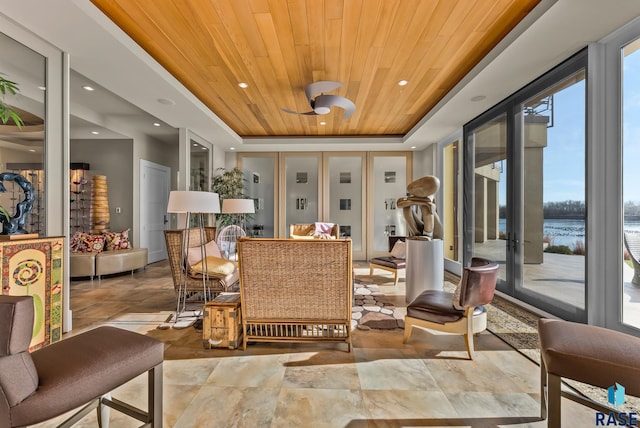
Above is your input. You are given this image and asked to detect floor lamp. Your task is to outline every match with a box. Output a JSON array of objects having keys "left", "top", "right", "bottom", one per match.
[
  {"left": 167, "top": 190, "right": 220, "bottom": 326},
  {"left": 220, "top": 198, "right": 255, "bottom": 260}
]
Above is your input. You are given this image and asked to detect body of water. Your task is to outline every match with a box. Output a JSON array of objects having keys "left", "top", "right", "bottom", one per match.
[{"left": 498, "top": 218, "right": 640, "bottom": 248}]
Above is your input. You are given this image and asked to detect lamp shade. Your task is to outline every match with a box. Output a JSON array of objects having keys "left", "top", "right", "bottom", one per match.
[
  {"left": 167, "top": 191, "right": 220, "bottom": 213},
  {"left": 221, "top": 198, "right": 255, "bottom": 214}
]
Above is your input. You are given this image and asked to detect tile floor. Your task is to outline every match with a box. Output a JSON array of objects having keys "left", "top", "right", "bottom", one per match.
[{"left": 33, "top": 261, "right": 596, "bottom": 427}]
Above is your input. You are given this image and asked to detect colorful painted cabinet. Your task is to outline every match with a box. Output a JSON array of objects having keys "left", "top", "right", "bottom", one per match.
[{"left": 0, "top": 236, "right": 64, "bottom": 350}]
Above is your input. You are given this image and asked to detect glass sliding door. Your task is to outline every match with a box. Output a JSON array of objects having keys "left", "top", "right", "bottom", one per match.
[
  {"left": 281, "top": 153, "right": 322, "bottom": 237},
  {"left": 238, "top": 153, "right": 278, "bottom": 238},
  {"left": 622, "top": 37, "right": 640, "bottom": 329},
  {"left": 464, "top": 50, "right": 587, "bottom": 322},
  {"left": 368, "top": 152, "right": 412, "bottom": 258},
  {"left": 467, "top": 114, "right": 509, "bottom": 290},
  {"left": 519, "top": 70, "right": 586, "bottom": 315},
  {"left": 324, "top": 153, "right": 366, "bottom": 259}
]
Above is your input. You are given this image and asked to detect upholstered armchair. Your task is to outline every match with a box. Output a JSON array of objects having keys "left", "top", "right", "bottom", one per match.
[
  {"left": 0, "top": 295, "right": 163, "bottom": 427},
  {"left": 403, "top": 257, "right": 499, "bottom": 359}
]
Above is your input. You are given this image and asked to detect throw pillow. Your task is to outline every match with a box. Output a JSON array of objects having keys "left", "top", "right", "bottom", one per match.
[
  {"left": 69, "top": 231, "right": 83, "bottom": 252},
  {"left": 190, "top": 256, "right": 236, "bottom": 276},
  {"left": 102, "top": 229, "right": 131, "bottom": 251},
  {"left": 390, "top": 240, "right": 406, "bottom": 259},
  {"left": 187, "top": 240, "right": 222, "bottom": 266},
  {"left": 314, "top": 222, "right": 335, "bottom": 234},
  {"left": 73, "top": 233, "right": 106, "bottom": 253}
]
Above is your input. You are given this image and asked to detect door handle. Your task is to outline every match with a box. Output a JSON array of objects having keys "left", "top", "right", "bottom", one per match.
[{"left": 163, "top": 215, "right": 168, "bottom": 225}]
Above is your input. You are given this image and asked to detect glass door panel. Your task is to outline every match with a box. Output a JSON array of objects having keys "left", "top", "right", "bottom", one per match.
[
  {"left": 369, "top": 153, "right": 411, "bottom": 258},
  {"left": 239, "top": 154, "right": 278, "bottom": 238},
  {"left": 469, "top": 114, "right": 508, "bottom": 290},
  {"left": 622, "top": 39, "right": 640, "bottom": 329},
  {"left": 282, "top": 153, "right": 321, "bottom": 237},
  {"left": 325, "top": 153, "right": 365, "bottom": 259},
  {"left": 519, "top": 71, "right": 586, "bottom": 314}
]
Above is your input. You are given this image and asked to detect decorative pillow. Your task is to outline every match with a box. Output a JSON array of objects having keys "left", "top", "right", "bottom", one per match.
[
  {"left": 390, "top": 240, "right": 406, "bottom": 259},
  {"left": 190, "top": 256, "right": 236, "bottom": 276},
  {"left": 187, "top": 240, "right": 222, "bottom": 266},
  {"left": 69, "top": 231, "right": 83, "bottom": 251},
  {"left": 102, "top": 229, "right": 131, "bottom": 251},
  {"left": 72, "top": 233, "right": 106, "bottom": 253},
  {"left": 314, "top": 222, "right": 335, "bottom": 234},
  {"left": 452, "top": 280, "right": 464, "bottom": 310}
]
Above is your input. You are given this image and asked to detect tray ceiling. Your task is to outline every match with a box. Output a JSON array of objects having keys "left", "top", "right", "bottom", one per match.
[{"left": 90, "top": 0, "right": 540, "bottom": 138}]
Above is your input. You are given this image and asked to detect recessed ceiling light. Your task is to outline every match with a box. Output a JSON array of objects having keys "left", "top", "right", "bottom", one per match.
[
  {"left": 471, "top": 95, "right": 486, "bottom": 102},
  {"left": 28, "top": 149, "right": 36, "bottom": 152},
  {"left": 91, "top": 131, "right": 100, "bottom": 135},
  {"left": 157, "top": 98, "right": 176, "bottom": 105},
  {"left": 192, "top": 143, "right": 198, "bottom": 147},
  {"left": 230, "top": 147, "right": 236, "bottom": 151},
  {"left": 82, "top": 85, "right": 95, "bottom": 91},
  {"left": 37, "top": 86, "right": 46, "bottom": 91},
  {"left": 153, "top": 122, "right": 161, "bottom": 127},
  {"left": 201, "top": 147, "right": 208, "bottom": 150},
  {"left": 398, "top": 80, "right": 408, "bottom": 86},
  {"left": 410, "top": 146, "right": 417, "bottom": 149},
  {"left": 319, "top": 121, "right": 327, "bottom": 125},
  {"left": 238, "top": 82, "right": 249, "bottom": 89}
]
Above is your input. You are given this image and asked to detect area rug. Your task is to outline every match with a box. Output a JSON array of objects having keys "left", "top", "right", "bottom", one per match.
[
  {"left": 443, "top": 272, "right": 640, "bottom": 415},
  {"left": 352, "top": 280, "right": 405, "bottom": 330}
]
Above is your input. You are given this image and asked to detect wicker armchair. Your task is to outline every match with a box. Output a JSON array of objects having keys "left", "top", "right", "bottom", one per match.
[
  {"left": 164, "top": 227, "right": 239, "bottom": 304},
  {"left": 237, "top": 238, "right": 353, "bottom": 351},
  {"left": 289, "top": 223, "right": 340, "bottom": 239}
]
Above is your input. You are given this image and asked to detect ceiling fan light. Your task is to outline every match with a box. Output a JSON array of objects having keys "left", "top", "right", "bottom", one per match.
[{"left": 314, "top": 106, "right": 331, "bottom": 115}]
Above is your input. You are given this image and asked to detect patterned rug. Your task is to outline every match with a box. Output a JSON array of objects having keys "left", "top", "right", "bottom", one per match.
[
  {"left": 443, "top": 272, "right": 640, "bottom": 415},
  {"left": 352, "top": 280, "right": 405, "bottom": 330}
]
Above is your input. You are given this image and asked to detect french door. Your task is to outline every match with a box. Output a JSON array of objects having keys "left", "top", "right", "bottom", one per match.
[{"left": 464, "top": 50, "right": 587, "bottom": 322}]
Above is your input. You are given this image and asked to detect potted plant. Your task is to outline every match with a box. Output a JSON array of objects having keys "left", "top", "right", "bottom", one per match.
[
  {"left": 0, "top": 73, "right": 23, "bottom": 128},
  {"left": 212, "top": 167, "right": 250, "bottom": 229}
]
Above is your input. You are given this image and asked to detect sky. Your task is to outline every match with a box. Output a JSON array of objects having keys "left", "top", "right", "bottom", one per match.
[{"left": 497, "top": 45, "right": 640, "bottom": 206}]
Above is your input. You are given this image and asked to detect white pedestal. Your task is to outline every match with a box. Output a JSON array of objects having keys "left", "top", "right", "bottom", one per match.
[{"left": 406, "top": 238, "right": 444, "bottom": 303}]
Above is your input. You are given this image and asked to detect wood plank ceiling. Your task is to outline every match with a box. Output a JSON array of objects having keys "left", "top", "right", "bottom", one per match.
[{"left": 90, "top": 0, "right": 540, "bottom": 138}]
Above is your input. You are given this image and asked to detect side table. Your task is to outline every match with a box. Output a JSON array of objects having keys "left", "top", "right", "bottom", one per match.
[{"left": 202, "top": 293, "right": 242, "bottom": 349}]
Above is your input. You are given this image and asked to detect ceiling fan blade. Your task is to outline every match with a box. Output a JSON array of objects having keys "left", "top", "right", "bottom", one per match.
[
  {"left": 314, "top": 94, "right": 356, "bottom": 119},
  {"left": 304, "top": 81, "right": 343, "bottom": 102},
  {"left": 281, "top": 108, "right": 318, "bottom": 116}
]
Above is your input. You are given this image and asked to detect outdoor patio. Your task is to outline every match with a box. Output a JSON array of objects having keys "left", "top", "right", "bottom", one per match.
[{"left": 475, "top": 238, "right": 640, "bottom": 328}]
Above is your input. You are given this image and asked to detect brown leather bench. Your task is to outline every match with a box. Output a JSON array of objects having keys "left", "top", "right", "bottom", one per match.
[
  {"left": 538, "top": 318, "right": 640, "bottom": 427},
  {"left": 0, "top": 295, "right": 163, "bottom": 427}
]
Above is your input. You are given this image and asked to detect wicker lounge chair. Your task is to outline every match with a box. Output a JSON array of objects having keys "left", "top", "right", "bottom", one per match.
[
  {"left": 237, "top": 238, "right": 353, "bottom": 351},
  {"left": 289, "top": 223, "right": 340, "bottom": 239},
  {"left": 624, "top": 232, "right": 640, "bottom": 285},
  {"left": 164, "top": 227, "right": 239, "bottom": 307}
]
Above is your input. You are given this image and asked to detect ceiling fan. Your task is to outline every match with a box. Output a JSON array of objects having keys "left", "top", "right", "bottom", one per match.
[{"left": 281, "top": 81, "right": 356, "bottom": 119}]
